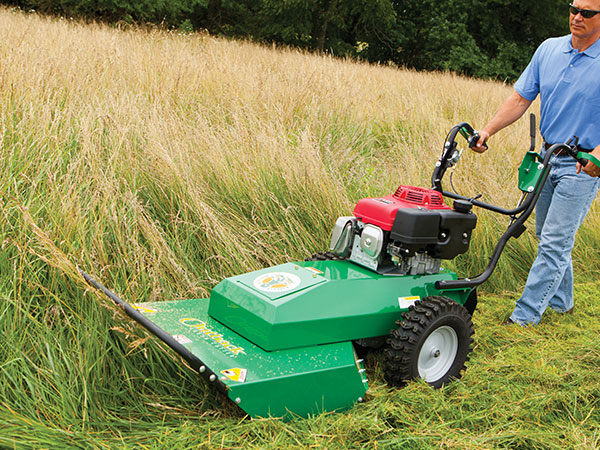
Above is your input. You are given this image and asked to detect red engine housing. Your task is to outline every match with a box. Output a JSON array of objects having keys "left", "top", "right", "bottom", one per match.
[{"left": 353, "top": 185, "right": 450, "bottom": 231}]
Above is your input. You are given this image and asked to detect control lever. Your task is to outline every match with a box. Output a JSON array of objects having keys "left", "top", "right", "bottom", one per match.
[
  {"left": 565, "top": 136, "right": 589, "bottom": 167},
  {"left": 467, "top": 133, "right": 488, "bottom": 150},
  {"left": 528, "top": 113, "right": 536, "bottom": 152},
  {"left": 459, "top": 125, "right": 488, "bottom": 150}
]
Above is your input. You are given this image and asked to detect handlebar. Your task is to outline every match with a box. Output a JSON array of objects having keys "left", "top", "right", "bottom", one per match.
[
  {"left": 433, "top": 117, "right": 596, "bottom": 290},
  {"left": 436, "top": 146, "right": 554, "bottom": 290},
  {"left": 578, "top": 152, "right": 600, "bottom": 169},
  {"left": 431, "top": 119, "right": 539, "bottom": 216},
  {"left": 563, "top": 137, "right": 600, "bottom": 169}
]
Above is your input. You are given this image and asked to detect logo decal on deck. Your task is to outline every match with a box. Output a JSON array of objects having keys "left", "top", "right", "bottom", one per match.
[
  {"left": 180, "top": 318, "right": 246, "bottom": 356},
  {"left": 253, "top": 272, "right": 301, "bottom": 293},
  {"left": 221, "top": 368, "right": 247, "bottom": 382}
]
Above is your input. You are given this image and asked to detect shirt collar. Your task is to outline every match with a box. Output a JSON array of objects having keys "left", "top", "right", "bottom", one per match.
[{"left": 565, "top": 34, "right": 600, "bottom": 58}]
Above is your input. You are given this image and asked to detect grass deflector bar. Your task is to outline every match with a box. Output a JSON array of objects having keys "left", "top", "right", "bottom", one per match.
[
  {"left": 79, "top": 270, "right": 228, "bottom": 394},
  {"left": 81, "top": 115, "right": 582, "bottom": 419}
]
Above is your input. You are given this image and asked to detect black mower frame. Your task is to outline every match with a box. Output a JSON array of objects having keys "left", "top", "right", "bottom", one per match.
[{"left": 430, "top": 114, "right": 576, "bottom": 290}]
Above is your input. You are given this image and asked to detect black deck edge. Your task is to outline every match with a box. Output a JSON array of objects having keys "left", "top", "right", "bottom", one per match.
[{"left": 78, "top": 268, "right": 228, "bottom": 394}]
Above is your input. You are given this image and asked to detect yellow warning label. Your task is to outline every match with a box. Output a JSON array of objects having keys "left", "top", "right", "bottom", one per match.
[
  {"left": 221, "top": 368, "right": 247, "bottom": 382},
  {"left": 398, "top": 296, "right": 420, "bottom": 309}
]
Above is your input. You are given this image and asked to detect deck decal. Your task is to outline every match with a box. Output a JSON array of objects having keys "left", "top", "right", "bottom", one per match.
[
  {"left": 132, "top": 304, "right": 157, "bottom": 314},
  {"left": 172, "top": 334, "right": 192, "bottom": 345},
  {"left": 398, "top": 296, "right": 420, "bottom": 309},
  {"left": 180, "top": 318, "right": 246, "bottom": 356},
  {"left": 253, "top": 272, "right": 301, "bottom": 293}
]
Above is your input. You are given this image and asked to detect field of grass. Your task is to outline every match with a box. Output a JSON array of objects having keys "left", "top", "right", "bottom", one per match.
[{"left": 1, "top": 7, "right": 600, "bottom": 449}]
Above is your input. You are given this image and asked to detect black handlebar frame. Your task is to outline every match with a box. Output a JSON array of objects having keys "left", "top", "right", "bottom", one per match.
[
  {"left": 430, "top": 117, "right": 578, "bottom": 290},
  {"left": 435, "top": 144, "right": 560, "bottom": 290},
  {"left": 432, "top": 122, "right": 537, "bottom": 216}
]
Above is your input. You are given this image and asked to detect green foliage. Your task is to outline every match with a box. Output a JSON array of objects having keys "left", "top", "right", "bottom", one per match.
[
  {"left": 393, "top": 0, "right": 485, "bottom": 74},
  {"left": 12, "top": 0, "right": 209, "bottom": 28},
  {"left": 178, "top": 18, "right": 193, "bottom": 34},
  {"left": 466, "top": 0, "right": 568, "bottom": 79},
  {"left": 254, "top": 0, "right": 316, "bottom": 48},
  {"left": 3, "top": 0, "right": 571, "bottom": 81}
]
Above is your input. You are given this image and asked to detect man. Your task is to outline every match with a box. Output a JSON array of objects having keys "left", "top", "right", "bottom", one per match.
[{"left": 471, "top": 1, "right": 600, "bottom": 326}]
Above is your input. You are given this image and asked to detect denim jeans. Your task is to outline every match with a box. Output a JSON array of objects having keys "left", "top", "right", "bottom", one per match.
[{"left": 510, "top": 153, "right": 600, "bottom": 326}]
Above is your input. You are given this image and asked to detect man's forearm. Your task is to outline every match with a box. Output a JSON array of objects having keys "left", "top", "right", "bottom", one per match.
[{"left": 482, "top": 91, "right": 533, "bottom": 137}]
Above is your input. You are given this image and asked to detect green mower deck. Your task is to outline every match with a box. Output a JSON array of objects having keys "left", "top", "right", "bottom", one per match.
[
  {"left": 82, "top": 260, "right": 471, "bottom": 419},
  {"left": 132, "top": 297, "right": 368, "bottom": 418}
]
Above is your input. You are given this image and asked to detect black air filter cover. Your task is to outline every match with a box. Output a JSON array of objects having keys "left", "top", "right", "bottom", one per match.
[
  {"left": 390, "top": 207, "right": 440, "bottom": 244},
  {"left": 390, "top": 207, "right": 477, "bottom": 259}
]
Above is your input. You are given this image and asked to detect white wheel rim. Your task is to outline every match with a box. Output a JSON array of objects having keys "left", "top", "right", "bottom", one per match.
[{"left": 417, "top": 325, "right": 458, "bottom": 382}]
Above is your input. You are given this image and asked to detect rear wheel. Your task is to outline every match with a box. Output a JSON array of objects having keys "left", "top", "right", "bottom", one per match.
[{"left": 384, "top": 296, "right": 474, "bottom": 388}]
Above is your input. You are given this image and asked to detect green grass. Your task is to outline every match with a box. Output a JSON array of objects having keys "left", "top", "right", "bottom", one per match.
[
  {"left": 2, "top": 286, "right": 600, "bottom": 449},
  {"left": 2, "top": 7, "right": 600, "bottom": 449}
]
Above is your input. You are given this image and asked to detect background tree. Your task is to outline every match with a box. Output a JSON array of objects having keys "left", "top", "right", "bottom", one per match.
[{"left": 3, "top": 0, "right": 570, "bottom": 81}]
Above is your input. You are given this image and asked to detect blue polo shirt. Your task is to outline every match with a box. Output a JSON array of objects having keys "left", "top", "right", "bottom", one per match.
[{"left": 514, "top": 35, "right": 600, "bottom": 149}]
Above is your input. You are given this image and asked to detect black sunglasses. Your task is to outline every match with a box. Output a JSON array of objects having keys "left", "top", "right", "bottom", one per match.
[{"left": 569, "top": 3, "right": 600, "bottom": 18}]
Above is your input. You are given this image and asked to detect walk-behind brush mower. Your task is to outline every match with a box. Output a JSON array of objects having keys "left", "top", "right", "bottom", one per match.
[{"left": 80, "top": 115, "right": 600, "bottom": 419}]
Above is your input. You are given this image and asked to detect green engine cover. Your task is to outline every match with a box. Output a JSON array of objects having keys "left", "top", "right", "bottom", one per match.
[{"left": 208, "top": 260, "right": 469, "bottom": 351}]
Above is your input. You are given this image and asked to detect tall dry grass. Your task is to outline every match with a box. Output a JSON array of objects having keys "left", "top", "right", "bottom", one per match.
[
  {"left": 2, "top": 8, "right": 600, "bottom": 449},
  {"left": 5, "top": 6, "right": 591, "bottom": 296}
]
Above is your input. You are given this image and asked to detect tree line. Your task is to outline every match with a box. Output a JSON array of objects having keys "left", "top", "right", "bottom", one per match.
[{"left": 4, "top": 0, "right": 570, "bottom": 81}]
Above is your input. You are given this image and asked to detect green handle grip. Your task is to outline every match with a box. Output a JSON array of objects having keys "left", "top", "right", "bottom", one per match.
[{"left": 578, "top": 152, "right": 600, "bottom": 168}]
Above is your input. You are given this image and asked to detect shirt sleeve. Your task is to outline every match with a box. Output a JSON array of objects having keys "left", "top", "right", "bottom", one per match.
[{"left": 514, "top": 42, "right": 545, "bottom": 101}]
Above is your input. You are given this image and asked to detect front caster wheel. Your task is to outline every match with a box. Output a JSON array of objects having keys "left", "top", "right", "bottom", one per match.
[{"left": 384, "top": 296, "right": 474, "bottom": 388}]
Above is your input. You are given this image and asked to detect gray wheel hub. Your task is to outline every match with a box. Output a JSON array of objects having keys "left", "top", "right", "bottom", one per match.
[{"left": 417, "top": 325, "right": 458, "bottom": 382}]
